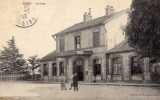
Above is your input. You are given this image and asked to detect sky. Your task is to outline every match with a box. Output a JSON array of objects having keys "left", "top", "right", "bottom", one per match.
[{"left": 0, "top": 0, "right": 131, "bottom": 58}]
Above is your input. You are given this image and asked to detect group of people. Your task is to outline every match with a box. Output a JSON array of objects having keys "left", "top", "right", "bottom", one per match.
[{"left": 60, "top": 73, "right": 79, "bottom": 91}]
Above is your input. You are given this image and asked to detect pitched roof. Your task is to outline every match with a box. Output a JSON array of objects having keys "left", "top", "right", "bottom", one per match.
[
  {"left": 40, "top": 51, "right": 57, "bottom": 62},
  {"left": 106, "top": 40, "right": 134, "bottom": 54},
  {"left": 54, "top": 9, "right": 128, "bottom": 36}
]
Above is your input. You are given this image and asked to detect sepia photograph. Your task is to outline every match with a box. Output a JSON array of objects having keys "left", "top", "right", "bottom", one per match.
[{"left": 0, "top": 0, "right": 160, "bottom": 100}]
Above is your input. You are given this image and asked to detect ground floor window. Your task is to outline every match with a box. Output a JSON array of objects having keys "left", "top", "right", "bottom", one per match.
[
  {"left": 52, "top": 63, "right": 57, "bottom": 76},
  {"left": 151, "top": 64, "right": 160, "bottom": 73},
  {"left": 151, "top": 63, "right": 160, "bottom": 81},
  {"left": 130, "top": 56, "right": 143, "bottom": 81},
  {"left": 93, "top": 58, "right": 101, "bottom": 76},
  {"left": 112, "top": 57, "right": 122, "bottom": 75},
  {"left": 106, "top": 55, "right": 110, "bottom": 75},
  {"left": 130, "top": 56, "right": 143, "bottom": 75},
  {"left": 43, "top": 64, "right": 48, "bottom": 76},
  {"left": 59, "top": 62, "right": 64, "bottom": 76}
]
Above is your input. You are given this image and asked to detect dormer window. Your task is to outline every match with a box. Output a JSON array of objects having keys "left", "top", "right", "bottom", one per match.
[{"left": 75, "top": 35, "right": 81, "bottom": 49}]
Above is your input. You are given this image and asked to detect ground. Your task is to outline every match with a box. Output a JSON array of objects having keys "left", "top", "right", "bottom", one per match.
[{"left": 0, "top": 81, "right": 160, "bottom": 100}]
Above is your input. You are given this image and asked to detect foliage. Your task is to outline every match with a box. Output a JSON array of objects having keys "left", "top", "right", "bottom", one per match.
[
  {"left": 126, "top": 0, "right": 160, "bottom": 57},
  {"left": 0, "top": 36, "right": 26, "bottom": 72},
  {"left": 27, "top": 55, "right": 40, "bottom": 79}
]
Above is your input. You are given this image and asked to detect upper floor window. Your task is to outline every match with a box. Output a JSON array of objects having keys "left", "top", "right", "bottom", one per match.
[
  {"left": 59, "top": 38, "right": 64, "bottom": 52},
  {"left": 93, "top": 31, "right": 100, "bottom": 47},
  {"left": 75, "top": 35, "right": 81, "bottom": 49}
]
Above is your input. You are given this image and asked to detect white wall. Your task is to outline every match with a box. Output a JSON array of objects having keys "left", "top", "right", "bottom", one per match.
[
  {"left": 56, "top": 11, "right": 128, "bottom": 53},
  {"left": 105, "top": 12, "right": 128, "bottom": 50}
]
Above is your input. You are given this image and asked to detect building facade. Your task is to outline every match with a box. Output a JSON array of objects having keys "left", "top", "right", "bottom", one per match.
[
  {"left": 40, "top": 6, "right": 159, "bottom": 82},
  {"left": 106, "top": 40, "right": 150, "bottom": 82}
]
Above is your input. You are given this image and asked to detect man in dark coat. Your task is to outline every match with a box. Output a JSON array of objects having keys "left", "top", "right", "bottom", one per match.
[{"left": 73, "top": 73, "right": 78, "bottom": 91}]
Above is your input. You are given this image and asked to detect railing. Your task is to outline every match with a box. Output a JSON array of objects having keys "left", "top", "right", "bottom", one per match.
[{"left": 0, "top": 72, "right": 26, "bottom": 81}]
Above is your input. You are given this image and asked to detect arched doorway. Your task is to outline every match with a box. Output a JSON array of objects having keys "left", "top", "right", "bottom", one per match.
[{"left": 73, "top": 58, "right": 84, "bottom": 81}]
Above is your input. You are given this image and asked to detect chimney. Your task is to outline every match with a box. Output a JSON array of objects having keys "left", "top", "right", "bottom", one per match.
[
  {"left": 105, "top": 5, "right": 114, "bottom": 16},
  {"left": 83, "top": 8, "right": 92, "bottom": 22},
  {"left": 88, "top": 8, "right": 91, "bottom": 16}
]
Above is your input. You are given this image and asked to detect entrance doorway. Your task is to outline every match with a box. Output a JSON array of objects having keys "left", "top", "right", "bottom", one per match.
[
  {"left": 73, "top": 58, "right": 84, "bottom": 81},
  {"left": 93, "top": 58, "right": 101, "bottom": 81},
  {"left": 130, "top": 56, "right": 143, "bottom": 81}
]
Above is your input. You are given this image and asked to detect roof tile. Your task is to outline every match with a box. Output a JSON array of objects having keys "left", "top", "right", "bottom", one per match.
[{"left": 106, "top": 40, "right": 134, "bottom": 54}]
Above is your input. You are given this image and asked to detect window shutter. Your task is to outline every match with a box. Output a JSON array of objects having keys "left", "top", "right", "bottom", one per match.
[
  {"left": 93, "top": 32, "right": 100, "bottom": 47},
  {"left": 59, "top": 38, "right": 64, "bottom": 52}
]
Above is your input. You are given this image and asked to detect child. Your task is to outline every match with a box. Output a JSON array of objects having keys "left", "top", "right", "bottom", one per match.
[
  {"left": 69, "top": 80, "right": 73, "bottom": 90},
  {"left": 60, "top": 75, "right": 67, "bottom": 90},
  {"left": 69, "top": 74, "right": 74, "bottom": 90}
]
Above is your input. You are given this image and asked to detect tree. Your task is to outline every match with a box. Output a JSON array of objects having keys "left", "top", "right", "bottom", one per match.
[
  {"left": 126, "top": 0, "right": 160, "bottom": 58},
  {"left": 0, "top": 36, "right": 25, "bottom": 72},
  {"left": 126, "top": 0, "right": 160, "bottom": 81},
  {"left": 27, "top": 55, "right": 40, "bottom": 79}
]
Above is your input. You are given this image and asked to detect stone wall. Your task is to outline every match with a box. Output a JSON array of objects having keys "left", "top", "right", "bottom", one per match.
[
  {"left": 56, "top": 25, "right": 107, "bottom": 53},
  {"left": 107, "top": 51, "right": 152, "bottom": 82},
  {"left": 107, "top": 52, "right": 136, "bottom": 81}
]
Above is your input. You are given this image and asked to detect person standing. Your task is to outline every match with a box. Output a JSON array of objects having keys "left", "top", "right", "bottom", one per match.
[
  {"left": 69, "top": 74, "right": 73, "bottom": 90},
  {"left": 73, "top": 73, "right": 78, "bottom": 91},
  {"left": 60, "top": 74, "right": 67, "bottom": 90}
]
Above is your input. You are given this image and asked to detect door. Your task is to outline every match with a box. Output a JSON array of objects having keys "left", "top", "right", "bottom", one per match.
[{"left": 73, "top": 58, "right": 84, "bottom": 81}]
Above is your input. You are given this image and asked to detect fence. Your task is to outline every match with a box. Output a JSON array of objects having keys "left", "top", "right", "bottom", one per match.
[{"left": 0, "top": 72, "right": 26, "bottom": 81}]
